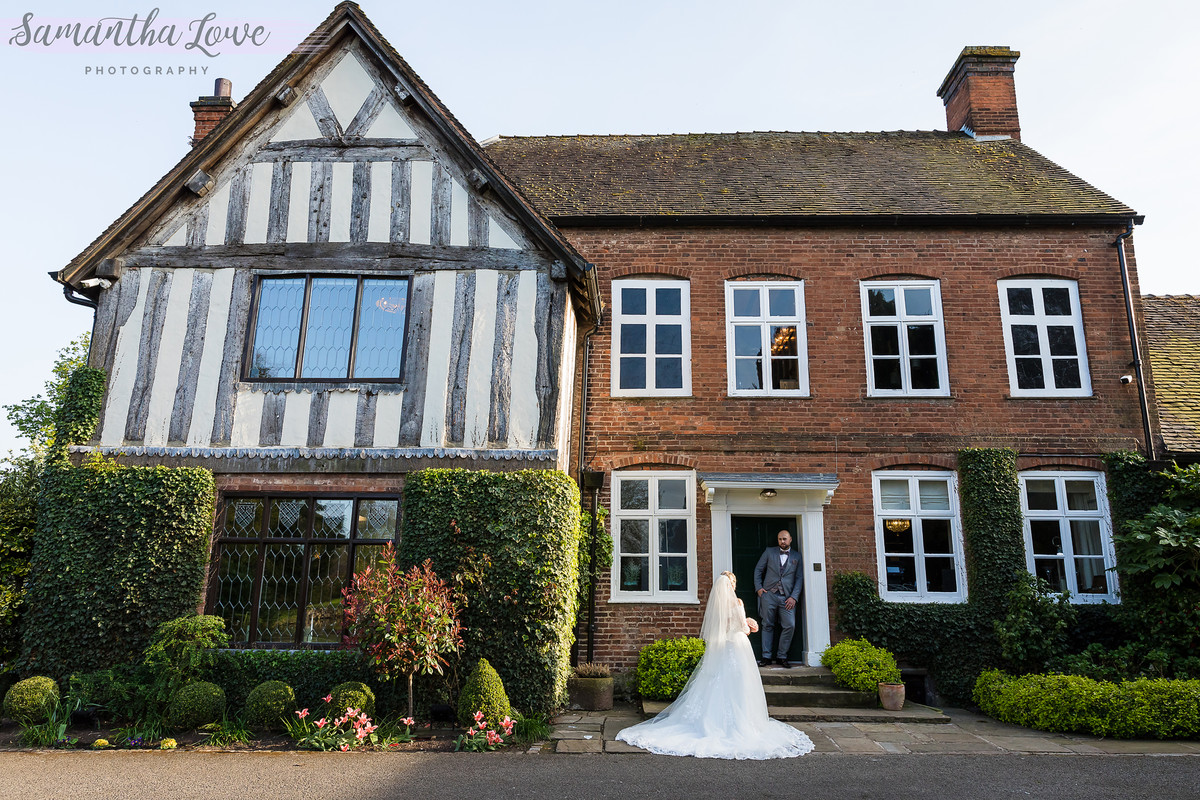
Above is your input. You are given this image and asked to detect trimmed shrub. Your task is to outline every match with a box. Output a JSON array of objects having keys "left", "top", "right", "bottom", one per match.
[
  {"left": 208, "top": 649, "right": 383, "bottom": 713},
  {"left": 143, "top": 615, "right": 230, "bottom": 707},
  {"left": 634, "top": 637, "right": 705, "bottom": 701},
  {"left": 821, "top": 638, "right": 902, "bottom": 693},
  {"left": 245, "top": 680, "right": 297, "bottom": 731},
  {"left": 974, "top": 669, "right": 1200, "bottom": 739},
  {"left": 457, "top": 658, "right": 511, "bottom": 728},
  {"left": 3, "top": 675, "right": 59, "bottom": 724},
  {"left": 168, "top": 682, "right": 225, "bottom": 730},
  {"left": 399, "top": 469, "right": 582, "bottom": 715},
  {"left": 328, "top": 681, "right": 375, "bottom": 718}
]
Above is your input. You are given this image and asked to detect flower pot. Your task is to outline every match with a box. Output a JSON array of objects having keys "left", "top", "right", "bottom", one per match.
[
  {"left": 567, "top": 676, "right": 614, "bottom": 711},
  {"left": 878, "top": 682, "right": 905, "bottom": 711}
]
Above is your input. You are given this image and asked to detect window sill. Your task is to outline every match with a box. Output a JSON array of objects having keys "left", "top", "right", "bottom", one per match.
[
  {"left": 1004, "top": 393, "right": 1096, "bottom": 401},
  {"left": 241, "top": 380, "right": 407, "bottom": 392},
  {"left": 879, "top": 593, "right": 967, "bottom": 604},
  {"left": 607, "top": 593, "right": 701, "bottom": 605}
]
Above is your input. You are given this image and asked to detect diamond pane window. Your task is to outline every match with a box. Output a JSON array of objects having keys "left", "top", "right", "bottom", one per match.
[
  {"left": 998, "top": 280, "right": 1091, "bottom": 396},
  {"left": 861, "top": 281, "right": 949, "bottom": 396},
  {"left": 612, "top": 471, "right": 696, "bottom": 601},
  {"left": 873, "top": 472, "right": 965, "bottom": 602},
  {"left": 1020, "top": 472, "right": 1116, "bottom": 603},
  {"left": 247, "top": 276, "right": 409, "bottom": 381},
  {"left": 724, "top": 281, "right": 808, "bottom": 396},
  {"left": 210, "top": 494, "right": 399, "bottom": 646}
]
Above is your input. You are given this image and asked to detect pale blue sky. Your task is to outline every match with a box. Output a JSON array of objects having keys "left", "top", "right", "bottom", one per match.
[{"left": 1, "top": 0, "right": 1196, "bottom": 455}]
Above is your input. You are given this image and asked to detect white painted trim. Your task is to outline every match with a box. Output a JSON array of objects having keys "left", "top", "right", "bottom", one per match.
[
  {"left": 704, "top": 483, "right": 834, "bottom": 666},
  {"left": 143, "top": 269, "right": 193, "bottom": 446},
  {"left": 243, "top": 162, "right": 273, "bottom": 244},
  {"left": 372, "top": 391, "right": 404, "bottom": 448},
  {"left": 860, "top": 279, "right": 951, "bottom": 397},
  {"left": 329, "top": 162, "right": 353, "bottom": 242},
  {"left": 609, "top": 470, "right": 699, "bottom": 604},
  {"left": 610, "top": 278, "right": 692, "bottom": 398},
  {"left": 99, "top": 271, "right": 151, "bottom": 446},
  {"left": 409, "top": 160, "right": 433, "bottom": 245},
  {"left": 463, "top": 269, "right": 498, "bottom": 447},
  {"left": 322, "top": 389, "right": 359, "bottom": 448},
  {"left": 871, "top": 470, "right": 968, "bottom": 603},
  {"left": 420, "top": 271, "right": 456, "bottom": 447},
  {"left": 508, "top": 270, "right": 540, "bottom": 448},
  {"left": 997, "top": 279, "right": 1093, "bottom": 397},
  {"left": 286, "top": 161, "right": 312, "bottom": 243},
  {"left": 367, "top": 161, "right": 391, "bottom": 242},
  {"left": 1019, "top": 470, "right": 1118, "bottom": 603},
  {"left": 278, "top": 390, "right": 312, "bottom": 447},
  {"left": 723, "top": 280, "right": 809, "bottom": 397},
  {"left": 186, "top": 269, "right": 234, "bottom": 446}
]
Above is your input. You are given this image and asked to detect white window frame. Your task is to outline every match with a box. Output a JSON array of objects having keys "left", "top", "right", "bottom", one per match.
[
  {"left": 872, "top": 470, "right": 967, "bottom": 603},
  {"left": 609, "top": 470, "right": 698, "bottom": 603},
  {"left": 1019, "top": 471, "right": 1118, "bottom": 604},
  {"left": 860, "top": 280, "right": 950, "bottom": 397},
  {"left": 997, "top": 279, "right": 1092, "bottom": 397},
  {"left": 724, "top": 280, "right": 809, "bottom": 397},
  {"left": 611, "top": 279, "right": 692, "bottom": 397}
]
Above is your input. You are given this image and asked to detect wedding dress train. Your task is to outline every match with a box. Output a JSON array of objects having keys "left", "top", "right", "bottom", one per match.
[{"left": 616, "top": 575, "right": 814, "bottom": 759}]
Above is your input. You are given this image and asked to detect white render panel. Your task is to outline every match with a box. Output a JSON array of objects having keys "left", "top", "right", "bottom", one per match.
[
  {"left": 409, "top": 160, "right": 433, "bottom": 245},
  {"left": 243, "top": 162, "right": 273, "bottom": 244},
  {"left": 365, "top": 101, "right": 416, "bottom": 139},
  {"left": 99, "top": 272, "right": 151, "bottom": 446},
  {"left": 321, "top": 51, "right": 374, "bottom": 131},
  {"left": 163, "top": 224, "right": 187, "bottom": 247},
  {"left": 143, "top": 269, "right": 194, "bottom": 447},
  {"left": 186, "top": 269, "right": 234, "bottom": 446},
  {"left": 450, "top": 177, "right": 469, "bottom": 246},
  {"left": 420, "top": 271, "right": 456, "bottom": 447},
  {"left": 204, "top": 182, "right": 231, "bottom": 246},
  {"left": 367, "top": 161, "right": 391, "bottom": 242},
  {"left": 372, "top": 391, "right": 404, "bottom": 447},
  {"left": 488, "top": 216, "right": 520, "bottom": 250},
  {"left": 286, "top": 161, "right": 312, "bottom": 243},
  {"left": 322, "top": 390, "right": 359, "bottom": 448},
  {"left": 278, "top": 390, "right": 312, "bottom": 447},
  {"left": 463, "top": 269, "right": 499, "bottom": 447},
  {"left": 508, "top": 270, "right": 539, "bottom": 448},
  {"left": 556, "top": 301, "right": 578, "bottom": 468},
  {"left": 269, "top": 102, "right": 322, "bottom": 142},
  {"left": 329, "top": 162, "right": 353, "bottom": 242},
  {"left": 230, "top": 388, "right": 266, "bottom": 447}
]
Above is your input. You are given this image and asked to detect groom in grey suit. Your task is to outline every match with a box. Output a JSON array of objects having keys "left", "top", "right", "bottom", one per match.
[{"left": 754, "top": 529, "right": 803, "bottom": 668}]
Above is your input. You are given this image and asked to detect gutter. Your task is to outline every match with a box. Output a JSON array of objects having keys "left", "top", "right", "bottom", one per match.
[
  {"left": 53, "top": 271, "right": 98, "bottom": 310},
  {"left": 1114, "top": 220, "right": 1155, "bottom": 460}
]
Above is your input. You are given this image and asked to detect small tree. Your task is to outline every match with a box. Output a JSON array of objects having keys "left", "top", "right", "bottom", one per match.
[{"left": 343, "top": 547, "right": 462, "bottom": 720}]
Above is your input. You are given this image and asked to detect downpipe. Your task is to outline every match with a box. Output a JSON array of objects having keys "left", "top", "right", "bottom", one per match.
[{"left": 1114, "top": 221, "right": 1155, "bottom": 460}]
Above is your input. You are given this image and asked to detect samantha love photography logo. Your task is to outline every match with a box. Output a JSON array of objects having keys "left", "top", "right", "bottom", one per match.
[{"left": 5, "top": 8, "right": 305, "bottom": 57}]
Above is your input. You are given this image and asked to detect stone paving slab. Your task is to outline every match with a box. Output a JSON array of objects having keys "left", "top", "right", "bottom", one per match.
[
  {"left": 555, "top": 738, "right": 602, "bottom": 753},
  {"left": 604, "top": 739, "right": 647, "bottom": 754},
  {"left": 830, "top": 737, "right": 886, "bottom": 753},
  {"left": 905, "top": 741, "right": 1004, "bottom": 754},
  {"left": 602, "top": 717, "right": 642, "bottom": 740},
  {"left": 978, "top": 736, "right": 1073, "bottom": 753}
]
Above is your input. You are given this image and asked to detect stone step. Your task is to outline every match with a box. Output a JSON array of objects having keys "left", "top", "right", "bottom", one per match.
[
  {"left": 641, "top": 699, "right": 949, "bottom": 724},
  {"left": 764, "top": 683, "right": 877, "bottom": 708},
  {"left": 757, "top": 665, "right": 837, "bottom": 686}
]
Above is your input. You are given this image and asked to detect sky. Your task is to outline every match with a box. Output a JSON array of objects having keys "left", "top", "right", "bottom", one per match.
[{"left": 0, "top": 0, "right": 1196, "bottom": 456}]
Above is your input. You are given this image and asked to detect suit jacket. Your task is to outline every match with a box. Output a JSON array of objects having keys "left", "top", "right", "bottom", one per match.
[{"left": 754, "top": 546, "right": 803, "bottom": 602}]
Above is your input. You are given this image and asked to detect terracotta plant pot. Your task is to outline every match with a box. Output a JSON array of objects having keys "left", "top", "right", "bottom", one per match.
[
  {"left": 878, "top": 682, "right": 905, "bottom": 711},
  {"left": 567, "top": 676, "right": 614, "bottom": 711}
]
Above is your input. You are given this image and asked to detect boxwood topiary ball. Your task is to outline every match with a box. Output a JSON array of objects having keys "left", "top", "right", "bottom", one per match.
[
  {"left": 3, "top": 676, "right": 60, "bottom": 724},
  {"left": 244, "top": 680, "right": 297, "bottom": 731},
  {"left": 456, "top": 658, "right": 511, "bottom": 728},
  {"left": 327, "top": 681, "right": 375, "bottom": 719},
  {"left": 168, "top": 681, "right": 226, "bottom": 730}
]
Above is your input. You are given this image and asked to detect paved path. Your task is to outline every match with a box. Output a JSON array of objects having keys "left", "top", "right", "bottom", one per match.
[{"left": 549, "top": 702, "right": 1200, "bottom": 756}]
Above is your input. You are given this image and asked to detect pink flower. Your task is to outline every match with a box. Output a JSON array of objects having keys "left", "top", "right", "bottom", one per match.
[
  {"left": 401, "top": 717, "right": 414, "bottom": 727},
  {"left": 478, "top": 720, "right": 487, "bottom": 730},
  {"left": 473, "top": 711, "right": 484, "bottom": 723},
  {"left": 323, "top": 694, "right": 333, "bottom": 704},
  {"left": 315, "top": 718, "right": 327, "bottom": 729},
  {"left": 346, "top": 708, "right": 359, "bottom": 717},
  {"left": 340, "top": 744, "right": 350, "bottom": 752},
  {"left": 358, "top": 712, "right": 370, "bottom": 723},
  {"left": 486, "top": 731, "right": 502, "bottom": 746},
  {"left": 356, "top": 728, "right": 368, "bottom": 740},
  {"left": 297, "top": 708, "right": 310, "bottom": 719}
]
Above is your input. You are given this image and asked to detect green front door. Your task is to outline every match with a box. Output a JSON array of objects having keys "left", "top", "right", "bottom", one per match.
[{"left": 731, "top": 515, "right": 800, "bottom": 661}]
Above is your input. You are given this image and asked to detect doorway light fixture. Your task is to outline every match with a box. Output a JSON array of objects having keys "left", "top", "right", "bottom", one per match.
[{"left": 759, "top": 488, "right": 777, "bottom": 499}]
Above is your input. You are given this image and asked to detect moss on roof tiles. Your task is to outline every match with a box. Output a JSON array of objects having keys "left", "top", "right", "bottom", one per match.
[
  {"left": 1144, "top": 295, "right": 1200, "bottom": 454},
  {"left": 484, "top": 131, "right": 1134, "bottom": 219}
]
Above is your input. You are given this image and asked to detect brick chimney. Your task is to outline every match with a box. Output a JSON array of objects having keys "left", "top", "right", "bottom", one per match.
[
  {"left": 936, "top": 46, "right": 1021, "bottom": 141},
  {"left": 190, "top": 78, "right": 235, "bottom": 145}
]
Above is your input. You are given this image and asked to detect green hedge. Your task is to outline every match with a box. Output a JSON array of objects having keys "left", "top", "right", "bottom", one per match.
[
  {"left": 974, "top": 669, "right": 1200, "bottom": 739},
  {"left": 956, "top": 448, "right": 1026, "bottom": 608},
  {"left": 634, "top": 637, "right": 705, "bottom": 701},
  {"left": 208, "top": 649, "right": 385, "bottom": 713},
  {"left": 398, "top": 469, "right": 582, "bottom": 716}
]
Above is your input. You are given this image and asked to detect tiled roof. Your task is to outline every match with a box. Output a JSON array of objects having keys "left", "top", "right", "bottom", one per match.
[
  {"left": 484, "top": 132, "right": 1136, "bottom": 220},
  {"left": 1144, "top": 295, "right": 1200, "bottom": 454}
]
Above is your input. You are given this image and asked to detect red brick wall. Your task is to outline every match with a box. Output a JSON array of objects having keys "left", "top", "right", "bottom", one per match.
[
  {"left": 945, "top": 73, "right": 1021, "bottom": 139},
  {"left": 564, "top": 224, "right": 1155, "bottom": 668}
]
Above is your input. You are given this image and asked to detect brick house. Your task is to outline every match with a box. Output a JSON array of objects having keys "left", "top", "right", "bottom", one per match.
[
  {"left": 487, "top": 48, "right": 1157, "bottom": 669},
  {"left": 1143, "top": 295, "right": 1200, "bottom": 463},
  {"left": 50, "top": 5, "right": 1158, "bottom": 670}
]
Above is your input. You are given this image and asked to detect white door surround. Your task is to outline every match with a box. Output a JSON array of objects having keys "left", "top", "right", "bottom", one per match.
[{"left": 699, "top": 473, "right": 838, "bottom": 667}]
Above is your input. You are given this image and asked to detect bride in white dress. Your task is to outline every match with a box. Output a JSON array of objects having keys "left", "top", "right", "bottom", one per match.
[{"left": 616, "top": 571, "right": 814, "bottom": 759}]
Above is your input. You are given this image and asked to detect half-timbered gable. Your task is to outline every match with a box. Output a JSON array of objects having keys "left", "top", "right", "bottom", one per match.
[{"left": 62, "top": 3, "right": 597, "bottom": 474}]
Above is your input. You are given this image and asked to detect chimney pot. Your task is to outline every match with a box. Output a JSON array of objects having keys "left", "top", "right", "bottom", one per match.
[
  {"left": 937, "top": 46, "right": 1022, "bottom": 141},
  {"left": 190, "top": 78, "right": 236, "bottom": 146}
]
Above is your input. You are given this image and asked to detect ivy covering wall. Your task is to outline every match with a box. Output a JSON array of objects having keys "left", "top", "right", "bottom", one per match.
[
  {"left": 20, "top": 368, "right": 216, "bottom": 679},
  {"left": 398, "top": 469, "right": 582, "bottom": 716}
]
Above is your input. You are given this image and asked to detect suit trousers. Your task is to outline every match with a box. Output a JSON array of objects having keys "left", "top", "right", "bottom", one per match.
[{"left": 757, "top": 591, "right": 795, "bottom": 660}]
